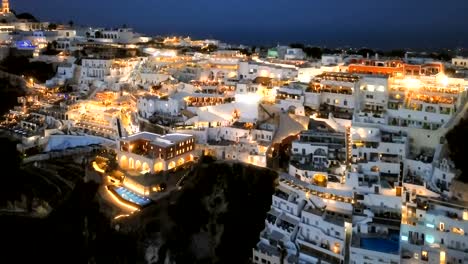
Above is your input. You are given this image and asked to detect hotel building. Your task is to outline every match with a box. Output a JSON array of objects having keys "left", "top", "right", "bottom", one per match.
[{"left": 117, "top": 132, "right": 195, "bottom": 174}]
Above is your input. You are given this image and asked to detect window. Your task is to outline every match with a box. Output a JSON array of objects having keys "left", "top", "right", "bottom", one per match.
[
  {"left": 421, "top": 250, "right": 428, "bottom": 261},
  {"left": 344, "top": 100, "right": 347, "bottom": 106}
]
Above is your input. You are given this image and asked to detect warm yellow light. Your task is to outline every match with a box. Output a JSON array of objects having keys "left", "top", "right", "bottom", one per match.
[
  {"left": 106, "top": 187, "right": 139, "bottom": 212},
  {"left": 403, "top": 78, "right": 421, "bottom": 89},
  {"left": 440, "top": 251, "right": 446, "bottom": 264},
  {"left": 114, "top": 214, "right": 130, "bottom": 220},
  {"left": 92, "top": 161, "right": 105, "bottom": 173},
  {"left": 439, "top": 75, "right": 449, "bottom": 86},
  {"left": 333, "top": 242, "right": 340, "bottom": 254},
  {"left": 463, "top": 211, "right": 468, "bottom": 221}
]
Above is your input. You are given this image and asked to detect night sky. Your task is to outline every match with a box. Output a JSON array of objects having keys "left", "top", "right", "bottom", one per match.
[{"left": 12, "top": 0, "right": 468, "bottom": 49}]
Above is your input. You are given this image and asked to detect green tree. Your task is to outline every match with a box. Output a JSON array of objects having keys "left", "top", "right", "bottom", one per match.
[{"left": 68, "top": 20, "right": 74, "bottom": 27}]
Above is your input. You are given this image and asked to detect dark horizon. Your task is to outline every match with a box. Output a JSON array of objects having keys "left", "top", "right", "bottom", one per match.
[{"left": 11, "top": 0, "right": 468, "bottom": 50}]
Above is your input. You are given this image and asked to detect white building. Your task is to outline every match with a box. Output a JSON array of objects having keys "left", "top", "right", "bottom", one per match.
[
  {"left": 285, "top": 48, "right": 306, "bottom": 60},
  {"left": 238, "top": 61, "right": 298, "bottom": 80},
  {"left": 452, "top": 57, "right": 468, "bottom": 68},
  {"left": 79, "top": 58, "right": 112, "bottom": 84},
  {"left": 322, "top": 55, "right": 343, "bottom": 66},
  {"left": 289, "top": 130, "right": 346, "bottom": 184},
  {"left": 86, "top": 27, "right": 143, "bottom": 44},
  {"left": 137, "top": 94, "right": 186, "bottom": 118},
  {"left": 400, "top": 196, "right": 468, "bottom": 264},
  {"left": 46, "top": 61, "right": 76, "bottom": 86}
]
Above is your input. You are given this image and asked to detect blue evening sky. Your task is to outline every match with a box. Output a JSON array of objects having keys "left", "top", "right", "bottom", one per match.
[{"left": 11, "top": 0, "right": 468, "bottom": 49}]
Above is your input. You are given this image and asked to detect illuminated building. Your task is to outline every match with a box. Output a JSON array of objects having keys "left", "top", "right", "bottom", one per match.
[
  {"left": 348, "top": 126, "right": 408, "bottom": 194},
  {"left": 1, "top": 0, "right": 9, "bottom": 14},
  {"left": 452, "top": 57, "right": 468, "bottom": 69},
  {"left": 400, "top": 196, "right": 468, "bottom": 264},
  {"left": 306, "top": 72, "right": 360, "bottom": 119},
  {"left": 117, "top": 132, "right": 196, "bottom": 174},
  {"left": 289, "top": 130, "right": 346, "bottom": 185},
  {"left": 238, "top": 61, "right": 298, "bottom": 80},
  {"left": 253, "top": 176, "right": 354, "bottom": 264}
]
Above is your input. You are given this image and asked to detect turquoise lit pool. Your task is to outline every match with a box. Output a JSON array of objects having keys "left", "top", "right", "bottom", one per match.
[
  {"left": 360, "top": 234, "right": 399, "bottom": 253},
  {"left": 112, "top": 186, "right": 152, "bottom": 206}
]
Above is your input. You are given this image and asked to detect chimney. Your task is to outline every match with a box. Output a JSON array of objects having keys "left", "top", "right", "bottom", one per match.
[
  {"left": 366, "top": 53, "right": 370, "bottom": 59},
  {"left": 375, "top": 53, "right": 379, "bottom": 60}
]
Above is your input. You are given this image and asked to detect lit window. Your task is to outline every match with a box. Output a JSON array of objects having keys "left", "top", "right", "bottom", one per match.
[
  {"left": 439, "top": 222, "right": 445, "bottom": 231},
  {"left": 440, "top": 251, "right": 445, "bottom": 263},
  {"left": 425, "top": 234, "right": 435, "bottom": 244},
  {"left": 451, "top": 227, "right": 464, "bottom": 235},
  {"left": 422, "top": 251, "right": 428, "bottom": 261}
]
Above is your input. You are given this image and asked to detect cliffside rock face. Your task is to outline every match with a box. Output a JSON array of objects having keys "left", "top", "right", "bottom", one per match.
[{"left": 124, "top": 158, "right": 278, "bottom": 264}]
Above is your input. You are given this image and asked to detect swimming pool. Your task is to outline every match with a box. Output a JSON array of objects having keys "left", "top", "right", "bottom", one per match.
[
  {"left": 360, "top": 235, "right": 399, "bottom": 253},
  {"left": 112, "top": 186, "right": 152, "bottom": 206}
]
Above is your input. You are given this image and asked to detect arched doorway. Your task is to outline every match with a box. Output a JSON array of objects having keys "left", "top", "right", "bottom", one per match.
[
  {"left": 216, "top": 71, "right": 225, "bottom": 81},
  {"left": 177, "top": 158, "right": 185, "bottom": 167},
  {"left": 168, "top": 161, "right": 176, "bottom": 170},
  {"left": 208, "top": 71, "right": 214, "bottom": 81},
  {"left": 154, "top": 162, "right": 163, "bottom": 172},
  {"left": 142, "top": 162, "right": 150, "bottom": 173},
  {"left": 135, "top": 160, "right": 142, "bottom": 171},
  {"left": 119, "top": 155, "right": 128, "bottom": 169},
  {"left": 314, "top": 148, "right": 327, "bottom": 157}
]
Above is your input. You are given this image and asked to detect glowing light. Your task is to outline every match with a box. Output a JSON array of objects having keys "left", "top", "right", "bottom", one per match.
[
  {"left": 403, "top": 78, "right": 421, "bottom": 89},
  {"left": 439, "top": 75, "right": 449, "bottom": 86},
  {"left": 114, "top": 214, "right": 130, "bottom": 220},
  {"left": 106, "top": 187, "right": 140, "bottom": 212},
  {"left": 425, "top": 234, "right": 435, "bottom": 244},
  {"left": 401, "top": 235, "right": 408, "bottom": 241},
  {"left": 440, "top": 251, "right": 446, "bottom": 264},
  {"left": 426, "top": 223, "right": 435, "bottom": 229},
  {"left": 92, "top": 161, "right": 106, "bottom": 173}
]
